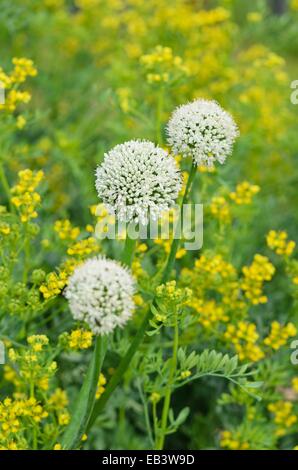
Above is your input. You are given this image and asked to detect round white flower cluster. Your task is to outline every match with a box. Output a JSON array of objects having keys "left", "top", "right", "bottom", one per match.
[
  {"left": 95, "top": 140, "right": 181, "bottom": 224},
  {"left": 64, "top": 256, "right": 135, "bottom": 335},
  {"left": 166, "top": 99, "right": 239, "bottom": 167}
]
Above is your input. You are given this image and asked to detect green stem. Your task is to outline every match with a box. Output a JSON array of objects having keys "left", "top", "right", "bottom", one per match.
[
  {"left": 0, "top": 162, "right": 12, "bottom": 207},
  {"left": 121, "top": 235, "right": 136, "bottom": 267},
  {"left": 61, "top": 335, "right": 107, "bottom": 449},
  {"left": 88, "top": 308, "right": 151, "bottom": 429},
  {"left": 23, "top": 227, "right": 30, "bottom": 284},
  {"left": 156, "top": 309, "right": 179, "bottom": 450},
  {"left": 88, "top": 161, "right": 197, "bottom": 430},
  {"left": 161, "top": 161, "right": 197, "bottom": 283}
]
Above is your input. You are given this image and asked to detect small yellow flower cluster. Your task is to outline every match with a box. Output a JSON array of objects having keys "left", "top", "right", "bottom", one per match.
[
  {"left": 156, "top": 280, "right": 192, "bottom": 305},
  {"left": 180, "top": 370, "right": 191, "bottom": 380},
  {"left": 140, "top": 45, "right": 189, "bottom": 84},
  {"left": 9, "top": 58, "right": 37, "bottom": 83},
  {"left": 137, "top": 242, "right": 148, "bottom": 254},
  {"left": 229, "top": 181, "right": 260, "bottom": 205},
  {"left": 247, "top": 12, "right": 263, "bottom": 23},
  {"left": 0, "top": 222, "right": 10, "bottom": 235},
  {"left": 264, "top": 321, "right": 297, "bottom": 350},
  {"left": 198, "top": 165, "right": 216, "bottom": 173},
  {"left": 266, "top": 230, "right": 296, "bottom": 257},
  {"left": 268, "top": 401, "right": 297, "bottom": 437},
  {"left": 96, "top": 373, "right": 107, "bottom": 399},
  {"left": 11, "top": 169, "right": 44, "bottom": 223},
  {"left": 58, "top": 411, "right": 70, "bottom": 426},
  {"left": 0, "top": 397, "right": 48, "bottom": 448},
  {"left": 194, "top": 6, "right": 230, "bottom": 27},
  {"left": 40, "top": 270, "right": 68, "bottom": 299},
  {"left": 150, "top": 392, "right": 161, "bottom": 404},
  {"left": 48, "top": 388, "right": 69, "bottom": 409},
  {"left": 220, "top": 430, "right": 249, "bottom": 450},
  {"left": 195, "top": 254, "right": 236, "bottom": 279},
  {"left": 131, "top": 259, "right": 144, "bottom": 279},
  {"left": 67, "top": 236, "right": 99, "bottom": 256},
  {"left": 8, "top": 336, "right": 57, "bottom": 392},
  {"left": 48, "top": 387, "right": 70, "bottom": 428},
  {"left": 0, "top": 58, "right": 37, "bottom": 112},
  {"left": 1, "top": 335, "right": 70, "bottom": 449},
  {"left": 224, "top": 321, "right": 264, "bottom": 362},
  {"left": 241, "top": 254, "right": 275, "bottom": 304},
  {"left": 54, "top": 219, "right": 80, "bottom": 241},
  {"left": 27, "top": 334, "right": 49, "bottom": 352},
  {"left": 67, "top": 329, "right": 93, "bottom": 350},
  {"left": 193, "top": 299, "right": 229, "bottom": 328},
  {"left": 183, "top": 254, "right": 245, "bottom": 322},
  {"left": 210, "top": 196, "right": 230, "bottom": 223}
]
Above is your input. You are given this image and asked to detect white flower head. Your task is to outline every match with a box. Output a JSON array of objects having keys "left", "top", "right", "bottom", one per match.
[
  {"left": 95, "top": 140, "right": 181, "bottom": 224},
  {"left": 166, "top": 99, "right": 239, "bottom": 167},
  {"left": 64, "top": 256, "right": 135, "bottom": 335}
]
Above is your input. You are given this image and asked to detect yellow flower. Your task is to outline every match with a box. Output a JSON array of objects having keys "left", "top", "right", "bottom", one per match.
[
  {"left": 49, "top": 388, "right": 69, "bottom": 409},
  {"left": 224, "top": 321, "right": 264, "bottom": 362},
  {"left": 40, "top": 270, "right": 68, "bottom": 299},
  {"left": 58, "top": 412, "right": 70, "bottom": 426},
  {"left": 96, "top": 373, "right": 107, "bottom": 399},
  {"left": 67, "top": 237, "right": 99, "bottom": 256},
  {"left": 229, "top": 181, "right": 260, "bottom": 205},
  {"left": 68, "top": 329, "right": 93, "bottom": 350},
  {"left": 266, "top": 230, "right": 296, "bottom": 257},
  {"left": 247, "top": 12, "right": 263, "bottom": 23},
  {"left": 0, "top": 58, "right": 37, "bottom": 113},
  {"left": 268, "top": 401, "right": 297, "bottom": 436},
  {"left": 210, "top": 196, "right": 231, "bottom": 223},
  {"left": 220, "top": 430, "right": 249, "bottom": 450},
  {"left": 16, "top": 115, "right": 26, "bottom": 129},
  {"left": 194, "top": 299, "right": 229, "bottom": 328},
  {"left": 241, "top": 254, "right": 275, "bottom": 305},
  {"left": 0, "top": 223, "right": 10, "bottom": 235},
  {"left": 11, "top": 169, "right": 44, "bottom": 223},
  {"left": 140, "top": 45, "right": 189, "bottom": 84},
  {"left": 264, "top": 322, "right": 297, "bottom": 350},
  {"left": 54, "top": 219, "right": 80, "bottom": 241}
]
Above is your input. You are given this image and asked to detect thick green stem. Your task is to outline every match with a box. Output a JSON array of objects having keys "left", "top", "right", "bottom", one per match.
[
  {"left": 0, "top": 162, "right": 11, "bottom": 203},
  {"left": 88, "top": 308, "right": 151, "bottom": 429},
  {"left": 161, "top": 161, "right": 197, "bottom": 283},
  {"left": 156, "top": 310, "right": 179, "bottom": 450},
  {"left": 121, "top": 235, "right": 136, "bottom": 267},
  {"left": 61, "top": 335, "right": 107, "bottom": 449}
]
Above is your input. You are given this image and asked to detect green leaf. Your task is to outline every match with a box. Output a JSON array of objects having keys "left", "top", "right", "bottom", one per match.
[
  {"left": 61, "top": 335, "right": 107, "bottom": 449},
  {"left": 175, "top": 407, "right": 190, "bottom": 427}
]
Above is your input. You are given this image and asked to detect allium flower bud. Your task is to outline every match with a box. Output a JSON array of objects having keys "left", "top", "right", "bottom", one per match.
[
  {"left": 166, "top": 99, "right": 239, "bottom": 167},
  {"left": 95, "top": 140, "right": 181, "bottom": 224},
  {"left": 64, "top": 256, "right": 135, "bottom": 335}
]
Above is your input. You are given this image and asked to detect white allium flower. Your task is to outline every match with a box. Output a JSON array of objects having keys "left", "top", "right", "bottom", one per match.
[
  {"left": 95, "top": 140, "right": 181, "bottom": 224},
  {"left": 64, "top": 256, "right": 135, "bottom": 335},
  {"left": 166, "top": 99, "right": 239, "bottom": 167}
]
